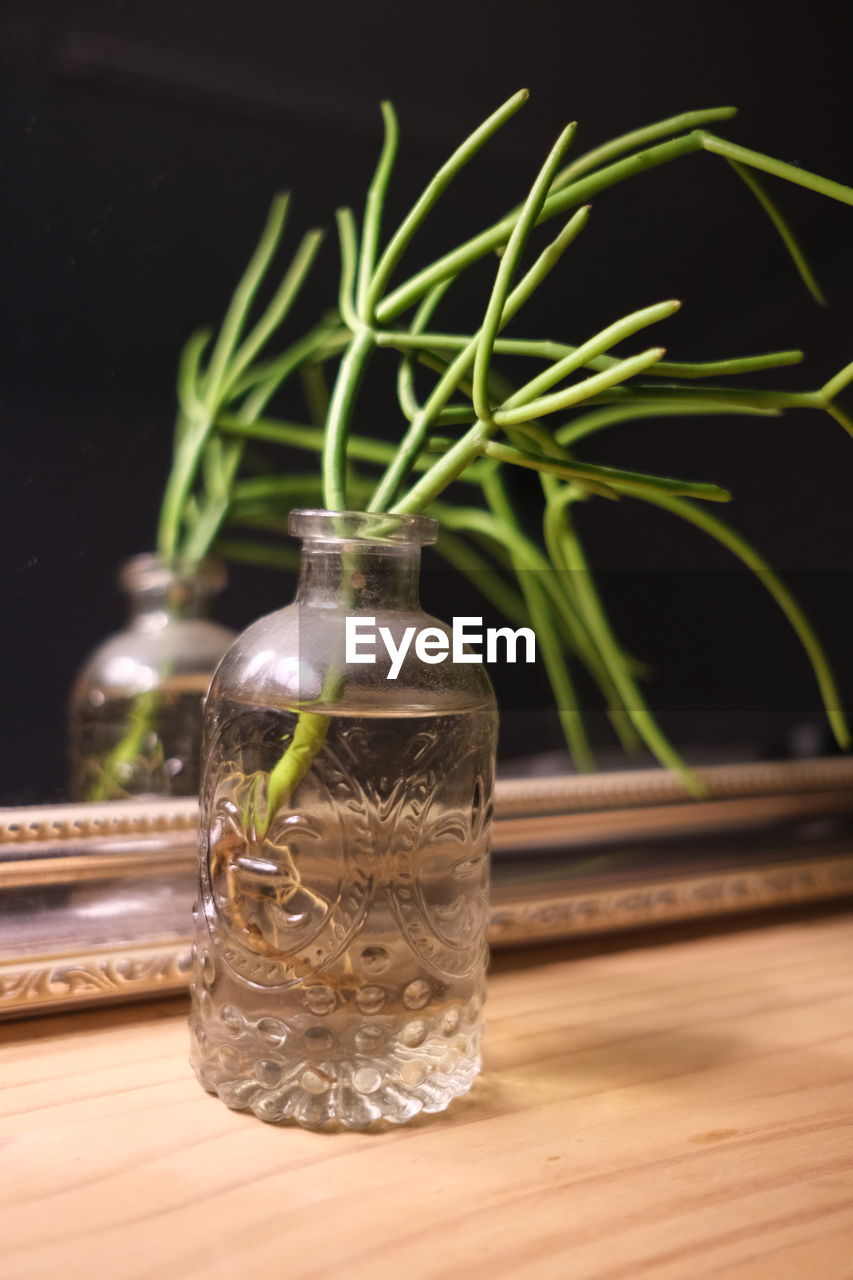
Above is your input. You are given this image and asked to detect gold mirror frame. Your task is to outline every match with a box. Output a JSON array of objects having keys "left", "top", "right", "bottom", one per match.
[{"left": 2, "top": 757, "right": 852, "bottom": 1019}]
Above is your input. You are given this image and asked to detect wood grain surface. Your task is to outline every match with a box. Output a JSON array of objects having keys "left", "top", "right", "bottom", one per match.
[{"left": 1, "top": 910, "right": 851, "bottom": 1279}]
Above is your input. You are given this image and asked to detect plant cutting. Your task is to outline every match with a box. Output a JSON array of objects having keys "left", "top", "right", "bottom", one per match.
[
  {"left": 214, "top": 94, "right": 853, "bottom": 795},
  {"left": 188, "top": 91, "right": 853, "bottom": 1129}
]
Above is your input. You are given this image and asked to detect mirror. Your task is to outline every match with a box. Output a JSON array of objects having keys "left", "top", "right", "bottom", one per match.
[{"left": 5, "top": 3, "right": 853, "bottom": 810}]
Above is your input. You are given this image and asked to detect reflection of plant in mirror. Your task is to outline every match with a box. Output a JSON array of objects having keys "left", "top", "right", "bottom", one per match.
[
  {"left": 157, "top": 197, "right": 329, "bottom": 568},
  {"left": 209, "top": 93, "right": 853, "bottom": 821},
  {"left": 79, "top": 202, "right": 330, "bottom": 801}
]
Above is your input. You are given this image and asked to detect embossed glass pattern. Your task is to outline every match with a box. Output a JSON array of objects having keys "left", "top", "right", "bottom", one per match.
[
  {"left": 69, "top": 556, "right": 234, "bottom": 801},
  {"left": 189, "top": 510, "right": 498, "bottom": 1128}
]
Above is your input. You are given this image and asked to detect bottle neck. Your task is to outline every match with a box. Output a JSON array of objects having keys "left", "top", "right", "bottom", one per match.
[
  {"left": 295, "top": 542, "right": 422, "bottom": 611},
  {"left": 118, "top": 554, "right": 225, "bottom": 631},
  {"left": 127, "top": 582, "right": 214, "bottom": 629}
]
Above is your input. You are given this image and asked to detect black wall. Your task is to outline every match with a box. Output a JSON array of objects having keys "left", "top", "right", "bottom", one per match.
[{"left": 2, "top": 0, "right": 853, "bottom": 800}]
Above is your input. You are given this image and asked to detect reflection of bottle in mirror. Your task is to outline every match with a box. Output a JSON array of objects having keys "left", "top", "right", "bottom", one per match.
[{"left": 69, "top": 555, "right": 235, "bottom": 802}]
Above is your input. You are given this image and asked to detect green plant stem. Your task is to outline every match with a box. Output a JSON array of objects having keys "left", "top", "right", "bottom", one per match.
[
  {"left": 377, "top": 132, "right": 705, "bottom": 319},
  {"left": 357, "top": 102, "right": 400, "bottom": 317},
  {"left": 699, "top": 132, "right": 853, "bottom": 206},
  {"left": 434, "top": 495, "right": 637, "bottom": 753},
  {"left": 322, "top": 325, "right": 374, "bottom": 508},
  {"left": 586, "top": 384, "right": 823, "bottom": 412},
  {"left": 218, "top": 413, "right": 486, "bottom": 484},
  {"left": 473, "top": 122, "right": 578, "bottom": 421},
  {"left": 380, "top": 330, "right": 805, "bottom": 381},
  {"left": 265, "top": 712, "right": 332, "bottom": 823},
  {"left": 494, "top": 348, "right": 667, "bottom": 425},
  {"left": 239, "top": 323, "right": 345, "bottom": 418},
  {"left": 630, "top": 491, "right": 851, "bottom": 750},
  {"left": 503, "top": 302, "right": 680, "bottom": 410},
  {"left": 397, "top": 281, "right": 456, "bottom": 421},
  {"left": 202, "top": 194, "right": 290, "bottom": 407},
  {"left": 219, "top": 229, "right": 325, "bottom": 400},
  {"left": 182, "top": 443, "right": 245, "bottom": 563},
  {"left": 727, "top": 161, "right": 826, "bottom": 305},
  {"left": 176, "top": 329, "right": 212, "bottom": 424},
  {"left": 480, "top": 473, "right": 595, "bottom": 770},
  {"left": 433, "top": 528, "right": 530, "bottom": 628},
  {"left": 556, "top": 400, "right": 780, "bottom": 447},
  {"left": 822, "top": 358, "right": 853, "bottom": 402},
  {"left": 483, "top": 441, "right": 731, "bottom": 502},
  {"left": 378, "top": 128, "right": 853, "bottom": 321},
  {"left": 546, "top": 487, "right": 705, "bottom": 794},
  {"left": 157, "top": 217, "right": 328, "bottom": 565},
  {"left": 368, "top": 206, "right": 591, "bottom": 510},
  {"left": 86, "top": 689, "right": 161, "bottom": 802},
  {"left": 366, "top": 90, "right": 530, "bottom": 317},
  {"left": 392, "top": 349, "right": 685, "bottom": 516},
  {"left": 547, "top": 107, "right": 738, "bottom": 191}
]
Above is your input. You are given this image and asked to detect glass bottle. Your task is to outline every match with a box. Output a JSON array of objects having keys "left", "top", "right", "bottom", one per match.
[
  {"left": 69, "top": 555, "right": 235, "bottom": 801},
  {"left": 190, "top": 510, "right": 498, "bottom": 1129}
]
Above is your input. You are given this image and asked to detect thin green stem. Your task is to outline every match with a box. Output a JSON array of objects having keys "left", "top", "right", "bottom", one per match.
[
  {"left": 229, "top": 323, "right": 350, "bottom": 398},
  {"left": 366, "top": 89, "right": 530, "bottom": 316},
  {"left": 377, "top": 132, "right": 704, "bottom": 320},
  {"left": 550, "top": 490, "right": 704, "bottom": 793},
  {"left": 203, "top": 193, "right": 289, "bottom": 407},
  {"left": 473, "top": 122, "right": 577, "bottom": 421},
  {"left": 494, "top": 347, "right": 668, "bottom": 425},
  {"left": 483, "top": 440, "right": 731, "bottom": 502},
  {"left": 241, "top": 323, "right": 346, "bottom": 419},
  {"left": 369, "top": 206, "right": 590, "bottom": 511},
  {"left": 433, "top": 494, "right": 633, "bottom": 729},
  {"left": 825, "top": 402, "right": 853, "bottom": 438},
  {"left": 218, "top": 413, "right": 484, "bottom": 483},
  {"left": 503, "top": 301, "right": 680, "bottom": 410},
  {"left": 822, "top": 358, "right": 853, "bottom": 402},
  {"left": 301, "top": 359, "right": 331, "bottom": 427},
  {"left": 357, "top": 102, "right": 399, "bottom": 319},
  {"left": 548, "top": 106, "right": 738, "bottom": 192},
  {"left": 631, "top": 491, "right": 851, "bottom": 749},
  {"left": 481, "top": 473, "right": 595, "bottom": 770},
  {"left": 382, "top": 330, "right": 805, "bottom": 382},
  {"left": 557, "top": 400, "right": 780, "bottom": 448},
  {"left": 700, "top": 132, "right": 853, "bottom": 206},
  {"left": 265, "top": 713, "right": 331, "bottom": 824},
  {"left": 380, "top": 123, "right": 853, "bottom": 321},
  {"left": 434, "top": 528, "right": 530, "bottom": 629},
  {"left": 396, "top": 280, "right": 455, "bottom": 423},
  {"left": 727, "top": 160, "right": 826, "bottom": 305},
  {"left": 586, "top": 384, "right": 823, "bottom": 411},
  {"left": 219, "top": 228, "right": 325, "bottom": 400},
  {"left": 335, "top": 208, "right": 360, "bottom": 330},
  {"left": 379, "top": 330, "right": 805, "bottom": 381},
  {"left": 322, "top": 325, "right": 374, "bottom": 509},
  {"left": 176, "top": 329, "right": 212, "bottom": 423}
]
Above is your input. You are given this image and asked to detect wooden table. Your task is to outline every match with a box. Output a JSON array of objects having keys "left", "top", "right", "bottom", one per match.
[{"left": 1, "top": 909, "right": 851, "bottom": 1279}]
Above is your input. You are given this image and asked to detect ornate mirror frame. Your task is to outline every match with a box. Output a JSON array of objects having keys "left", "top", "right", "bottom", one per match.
[{"left": 2, "top": 757, "right": 852, "bottom": 1019}]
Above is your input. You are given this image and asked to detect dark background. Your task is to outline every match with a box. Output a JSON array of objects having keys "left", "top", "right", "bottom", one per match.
[{"left": 2, "top": 0, "right": 853, "bottom": 801}]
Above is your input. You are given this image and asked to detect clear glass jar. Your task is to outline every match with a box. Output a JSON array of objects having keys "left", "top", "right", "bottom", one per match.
[
  {"left": 69, "top": 555, "right": 235, "bottom": 801},
  {"left": 189, "top": 510, "right": 498, "bottom": 1129}
]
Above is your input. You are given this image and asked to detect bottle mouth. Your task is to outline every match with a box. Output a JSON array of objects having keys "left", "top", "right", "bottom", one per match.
[
  {"left": 288, "top": 509, "right": 438, "bottom": 547},
  {"left": 118, "top": 553, "right": 227, "bottom": 596}
]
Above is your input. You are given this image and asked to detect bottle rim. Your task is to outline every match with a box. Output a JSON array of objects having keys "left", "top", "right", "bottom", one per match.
[
  {"left": 288, "top": 509, "right": 438, "bottom": 547},
  {"left": 117, "top": 554, "right": 227, "bottom": 596}
]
